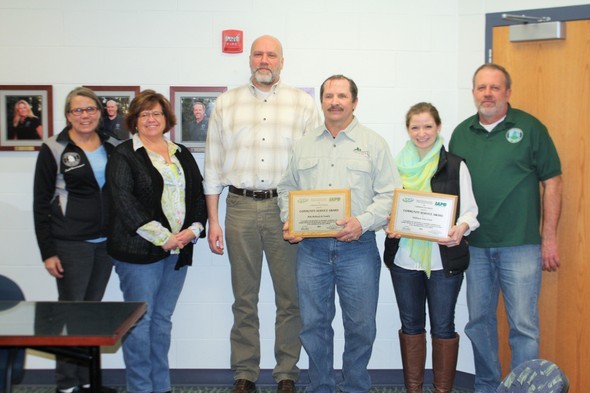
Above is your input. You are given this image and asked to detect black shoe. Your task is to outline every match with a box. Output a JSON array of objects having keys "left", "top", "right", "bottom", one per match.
[
  {"left": 231, "top": 379, "right": 256, "bottom": 393},
  {"left": 277, "top": 380, "right": 296, "bottom": 393}
]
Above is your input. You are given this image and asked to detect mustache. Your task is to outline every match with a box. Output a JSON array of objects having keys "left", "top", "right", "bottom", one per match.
[{"left": 328, "top": 105, "right": 344, "bottom": 111}]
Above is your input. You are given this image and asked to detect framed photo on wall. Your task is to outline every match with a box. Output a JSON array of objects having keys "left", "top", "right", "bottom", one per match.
[
  {"left": 170, "top": 86, "right": 227, "bottom": 152},
  {"left": 84, "top": 85, "right": 140, "bottom": 141},
  {"left": 0, "top": 85, "right": 53, "bottom": 151}
]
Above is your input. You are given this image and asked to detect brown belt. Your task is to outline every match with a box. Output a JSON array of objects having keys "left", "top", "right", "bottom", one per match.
[{"left": 229, "top": 185, "right": 278, "bottom": 200}]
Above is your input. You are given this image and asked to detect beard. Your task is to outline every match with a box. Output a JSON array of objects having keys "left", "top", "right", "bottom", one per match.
[{"left": 252, "top": 68, "right": 276, "bottom": 85}]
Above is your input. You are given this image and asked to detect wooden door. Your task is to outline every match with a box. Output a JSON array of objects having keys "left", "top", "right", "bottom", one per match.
[{"left": 492, "top": 20, "right": 590, "bottom": 392}]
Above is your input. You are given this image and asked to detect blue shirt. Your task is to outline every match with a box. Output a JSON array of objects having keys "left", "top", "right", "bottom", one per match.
[{"left": 278, "top": 117, "right": 401, "bottom": 233}]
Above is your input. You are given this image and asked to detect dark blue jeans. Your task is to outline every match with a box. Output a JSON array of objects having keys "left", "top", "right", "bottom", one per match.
[
  {"left": 297, "top": 231, "right": 380, "bottom": 393},
  {"left": 389, "top": 263, "right": 463, "bottom": 338}
]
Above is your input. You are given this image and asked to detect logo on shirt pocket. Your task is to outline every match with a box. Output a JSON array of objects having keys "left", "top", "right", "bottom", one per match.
[{"left": 506, "top": 128, "right": 523, "bottom": 144}]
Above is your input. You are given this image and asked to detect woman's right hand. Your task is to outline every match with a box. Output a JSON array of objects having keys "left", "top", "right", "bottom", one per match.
[
  {"left": 162, "top": 235, "right": 180, "bottom": 252},
  {"left": 44, "top": 256, "right": 64, "bottom": 278}
]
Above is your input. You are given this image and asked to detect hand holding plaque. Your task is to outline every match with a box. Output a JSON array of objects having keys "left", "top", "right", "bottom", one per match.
[
  {"left": 389, "top": 189, "right": 457, "bottom": 241},
  {"left": 288, "top": 189, "right": 351, "bottom": 238}
]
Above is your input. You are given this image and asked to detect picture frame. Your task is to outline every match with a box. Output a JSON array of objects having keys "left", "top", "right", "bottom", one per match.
[
  {"left": 83, "top": 85, "right": 140, "bottom": 140},
  {"left": 170, "top": 86, "right": 227, "bottom": 152},
  {"left": 0, "top": 85, "right": 53, "bottom": 151}
]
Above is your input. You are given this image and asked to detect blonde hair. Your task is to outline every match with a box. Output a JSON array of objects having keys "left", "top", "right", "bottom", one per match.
[{"left": 12, "top": 100, "right": 37, "bottom": 127}]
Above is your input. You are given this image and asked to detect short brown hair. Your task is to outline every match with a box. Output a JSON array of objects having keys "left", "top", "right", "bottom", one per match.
[
  {"left": 472, "top": 63, "right": 512, "bottom": 90},
  {"left": 125, "top": 89, "right": 177, "bottom": 134},
  {"left": 320, "top": 74, "right": 358, "bottom": 103}
]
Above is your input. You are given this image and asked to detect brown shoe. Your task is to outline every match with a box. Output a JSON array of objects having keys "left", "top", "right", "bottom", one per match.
[
  {"left": 232, "top": 379, "right": 256, "bottom": 393},
  {"left": 277, "top": 380, "right": 296, "bottom": 393}
]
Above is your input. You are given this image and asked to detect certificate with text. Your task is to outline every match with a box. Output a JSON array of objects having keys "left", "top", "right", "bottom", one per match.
[
  {"left": 289, "top": 189, "right": 351, "bottom": 238},
  {"left": 389, "top": 189, "right": 457, "bottom": 241}
]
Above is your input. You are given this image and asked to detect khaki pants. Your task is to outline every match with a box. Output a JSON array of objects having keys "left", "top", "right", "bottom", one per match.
[{"left": 225, "top": 193, "right": 301, "bottom": 383}]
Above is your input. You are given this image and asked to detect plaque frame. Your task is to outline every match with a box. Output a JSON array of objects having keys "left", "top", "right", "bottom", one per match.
[
  {"left": 288, "top": 189, "right": 351, "bottom": 238},
  {"left": 389, "top": 188, "right": 458, "bottom": 241}
]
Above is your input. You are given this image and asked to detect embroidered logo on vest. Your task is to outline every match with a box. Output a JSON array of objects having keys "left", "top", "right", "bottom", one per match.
[{"left": 62, "top": 152, "right": 81, "bottom": 167}]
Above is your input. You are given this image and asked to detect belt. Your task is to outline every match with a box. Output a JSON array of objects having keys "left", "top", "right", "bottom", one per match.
[{"left": 229, "top": 186, "right": 278, "bottom": 200}]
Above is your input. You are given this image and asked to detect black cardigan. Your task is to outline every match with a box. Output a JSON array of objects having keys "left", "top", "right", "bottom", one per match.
[
  {"left": 106, "top": 139, "right": 207, "bottom": 269},
  {"left": 384, "top": 147, "right": 469, "bottom": 276}
]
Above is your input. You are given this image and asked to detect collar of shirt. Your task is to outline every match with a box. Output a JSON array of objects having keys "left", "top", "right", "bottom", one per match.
[
  {"left": 132, "top": 133, "right": 181, "bottom": 156},
  {"left": 248, "top": 79, "right": 281, "bottom": 97},
  {"left": 318, "top": 116, "right": 359, "bottom": 141},
  {"left": 470, "top": 103, "right": 514, "bottom": 134}
]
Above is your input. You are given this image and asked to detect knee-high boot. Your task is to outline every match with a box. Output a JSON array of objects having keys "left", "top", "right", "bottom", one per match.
[
  {"left": 432, "top": 333, "right": 459, "bottom": 393},
  {"left": 399, "top": 330, "right": 426, "bottom": 393}
]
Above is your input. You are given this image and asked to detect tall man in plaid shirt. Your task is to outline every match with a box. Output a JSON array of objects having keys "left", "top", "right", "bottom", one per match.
[{"left": 203, "top": 35, "right": 322, "bottom": 393}]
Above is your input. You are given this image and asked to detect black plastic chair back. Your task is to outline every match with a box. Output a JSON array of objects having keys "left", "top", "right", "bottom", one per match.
[{"left": 0, "top": 275, "right": 26, "bottom": 393}]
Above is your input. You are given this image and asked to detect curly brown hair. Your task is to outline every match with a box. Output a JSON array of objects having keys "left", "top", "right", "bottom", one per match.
[{"left": 125, "top": 89, "right": 177, "bottom": 134}]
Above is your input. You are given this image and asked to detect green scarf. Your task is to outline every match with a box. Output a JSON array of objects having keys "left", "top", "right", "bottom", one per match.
[{"left": 395, "top": 137, "right": 443, "bottom": 277}]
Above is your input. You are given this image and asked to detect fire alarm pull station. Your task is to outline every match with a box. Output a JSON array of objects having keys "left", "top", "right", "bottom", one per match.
[{"left": 222, "top": 30, "right": 243, "bottom": 53}]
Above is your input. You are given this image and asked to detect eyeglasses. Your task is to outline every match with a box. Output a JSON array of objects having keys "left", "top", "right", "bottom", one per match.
[
  {"left": 69, "top": 107, "right": 99, "bottom": 116},
  {"left": 138, "top": 111, "right": 164, "bottom": 119}
]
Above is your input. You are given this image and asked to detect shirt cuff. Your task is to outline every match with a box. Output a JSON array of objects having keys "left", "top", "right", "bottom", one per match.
[{"left": 189, "top": 222, "right": 205, "bottom": 243}]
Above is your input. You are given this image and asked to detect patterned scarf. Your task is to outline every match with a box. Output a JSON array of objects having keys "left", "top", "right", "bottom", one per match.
[{"left": 395, "top": 137, "right": 443, "bottom": 277}]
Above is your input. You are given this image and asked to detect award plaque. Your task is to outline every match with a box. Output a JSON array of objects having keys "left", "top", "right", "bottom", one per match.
[
  {"left": 289, "top": 189, "right": 351, "bottom": 238},
  {"left": 389, "top": 189, "right": 458, "bottom": 241}
]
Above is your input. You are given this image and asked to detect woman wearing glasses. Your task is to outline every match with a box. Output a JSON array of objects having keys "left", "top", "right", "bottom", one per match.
[
  {"left": 106, "top": 89, "right": 207, "bottom": 393},
  {"left": 33, "top": 87, "right": 118, "bottom": 393}
]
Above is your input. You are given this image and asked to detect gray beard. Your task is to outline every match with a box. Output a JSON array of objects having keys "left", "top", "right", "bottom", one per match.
[{"left": 253, "top": 70, "right": 274, "bottom": 85}]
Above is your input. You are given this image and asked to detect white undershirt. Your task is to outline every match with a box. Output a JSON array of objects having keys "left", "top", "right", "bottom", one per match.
[{"left": 480, "top": 115, "right": 506, "bottom": 132}]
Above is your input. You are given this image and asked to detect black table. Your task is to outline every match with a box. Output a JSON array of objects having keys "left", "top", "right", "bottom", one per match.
[{"left": 0, "top": 301, "right": 147, "bottom": 393}]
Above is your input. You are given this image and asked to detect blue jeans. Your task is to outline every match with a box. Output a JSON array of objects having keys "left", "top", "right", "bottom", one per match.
[
  {"left": 114, "top": 255, "right": 187, "bottom": 393},
  {"left": 465, "top": 245, "right": 541, "bottom": 393},
  {"left": 297, "top": 231, "right": 380, "bottom": 393},
  {"left": 389, "top": 264, "right": 463, "bottom": 338}
]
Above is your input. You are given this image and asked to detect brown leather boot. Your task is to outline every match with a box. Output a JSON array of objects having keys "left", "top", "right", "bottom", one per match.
[
  {"left": 399, "top": 330, "right": 426, "bottom": 393},
  {"left": 432, "top": 333, "right": 459, "bottom": 393}
]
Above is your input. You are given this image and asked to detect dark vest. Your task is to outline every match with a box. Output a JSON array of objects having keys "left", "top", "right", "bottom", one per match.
[{"left": 383, "top": 147, "right": 470, "bottom": 276}]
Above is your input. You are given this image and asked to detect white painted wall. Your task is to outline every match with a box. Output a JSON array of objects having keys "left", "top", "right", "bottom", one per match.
[{"left": 0, "top": 0, "right": 586, "bottom": 374}]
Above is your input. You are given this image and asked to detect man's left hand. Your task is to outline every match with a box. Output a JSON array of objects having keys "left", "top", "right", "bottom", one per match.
[{"left": 542, "top": 238, "right": 560, "bottom": 272}]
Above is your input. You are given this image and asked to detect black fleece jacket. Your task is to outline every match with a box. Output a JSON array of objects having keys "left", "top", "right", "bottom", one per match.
[{"left": 106, "top": 139, "right": 207, "bottom": 269}]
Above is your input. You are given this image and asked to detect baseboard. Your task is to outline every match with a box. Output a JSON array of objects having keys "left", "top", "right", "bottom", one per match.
[{"left": 20, "top": 369, "right": 475, "bottom": 390}]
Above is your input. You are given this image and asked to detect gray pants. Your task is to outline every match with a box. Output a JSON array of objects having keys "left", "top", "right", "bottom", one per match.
[
  {"left": 225, "top": 193, "right": 301, "bottom": 383},
  {"left": 53, "top": 239, "right": 113, "bottom": 390}
]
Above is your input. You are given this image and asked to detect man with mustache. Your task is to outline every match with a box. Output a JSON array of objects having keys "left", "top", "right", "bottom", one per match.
[
  {"left": 277, "top": 75, "right": 400, "bottom": 393},
  {"left": 449, "top": 64, "right": 562, "bottom": 393},
  {"left": 204, "top": 35, "right": 322, "bottom": 393}
]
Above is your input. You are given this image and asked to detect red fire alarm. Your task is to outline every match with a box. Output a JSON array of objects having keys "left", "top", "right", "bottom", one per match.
[{"left": 222, "top": 30, "right": 243, "bottom": 53}]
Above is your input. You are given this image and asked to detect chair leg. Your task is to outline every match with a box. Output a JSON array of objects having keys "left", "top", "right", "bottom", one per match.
[
  {"left": 432, "top": 334, "right": 459, "bottom": 393},
  {"left": 4, "top": 347, "right": 18, "bottom": 393}
]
